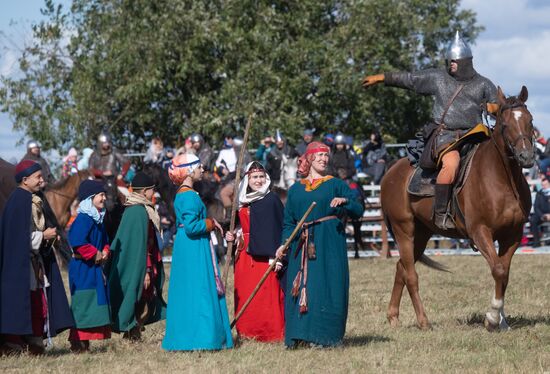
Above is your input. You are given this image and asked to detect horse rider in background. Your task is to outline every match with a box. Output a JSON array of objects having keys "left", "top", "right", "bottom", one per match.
[
  {"left": 88, "top": 133, "right": 130, "bottom": 185},
  {"left": 190, "top": 133, "right": 215, "bottom": 172},
  {"left": 363, "top": 31, "right": 498, "bottom": 230},
  {"left": 21, "top": 140, "right": 55, "bottom": 187}
]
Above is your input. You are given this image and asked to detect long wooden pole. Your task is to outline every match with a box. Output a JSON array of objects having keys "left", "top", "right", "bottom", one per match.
[
  {"left": 230, "top": 201, "right": 317, "bottom": 329},
  {"left": 222, "top": 115, "right": 253, "bottom": 289}
]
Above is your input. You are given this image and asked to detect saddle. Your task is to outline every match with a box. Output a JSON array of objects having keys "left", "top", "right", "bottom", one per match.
[{"left": 407, "top": 142, "right": 479, "bottom": 198}]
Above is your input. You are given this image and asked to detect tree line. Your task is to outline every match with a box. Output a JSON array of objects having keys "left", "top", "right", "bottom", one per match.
[{"left": 0, "top": 0, "right": 481, "bottom": 152}]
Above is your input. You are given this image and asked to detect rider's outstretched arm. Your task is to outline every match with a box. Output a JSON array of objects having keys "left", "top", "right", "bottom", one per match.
[{"left": 362, "top": 73, "right": 385, "bottom": 88}]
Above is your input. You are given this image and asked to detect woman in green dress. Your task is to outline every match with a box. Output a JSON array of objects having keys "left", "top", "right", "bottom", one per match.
[{"left": 276, "top": 141, "right": 364, "bottom": 348}]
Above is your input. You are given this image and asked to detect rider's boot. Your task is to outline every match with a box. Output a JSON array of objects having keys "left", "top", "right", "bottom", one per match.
[{"left": 434, "top": 184, "right": 455, "bottom": 230}]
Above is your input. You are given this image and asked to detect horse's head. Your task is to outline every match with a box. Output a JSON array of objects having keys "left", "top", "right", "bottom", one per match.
[{"left": 495, "top": 85, "right": 535, "bottom": 168}]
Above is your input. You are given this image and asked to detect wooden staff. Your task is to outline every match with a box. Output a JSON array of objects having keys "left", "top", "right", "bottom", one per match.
[
  {"left": 230, "top": 201, "right": 317, "bottom": 329},
  {"left": 222, "top": 115, "right": 253, "bottom": 289}
]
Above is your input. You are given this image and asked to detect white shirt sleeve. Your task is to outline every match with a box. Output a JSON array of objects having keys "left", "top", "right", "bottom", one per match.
[{"left": 30, "top": 231, "right": 44, "bottom": 250}]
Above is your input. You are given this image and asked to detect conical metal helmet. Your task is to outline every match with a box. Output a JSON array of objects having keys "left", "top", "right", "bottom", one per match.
[
  {"left": 98, "top": 132, "right": 111, "bottom": 144},
  {"left": 334, "top": 133, "right": 346, "bottom": 145},
  {"left": 190, "top": 133, "right": 204, "bottom": 144},
  {"left": 275, "top": 129, "right": 284, "bottom": 142},
  {"left": 27, "top": 140, "right": 40, "bottom": 150},
  {"left": 445, "top": 30, "right": 473, "bottom": 61}
]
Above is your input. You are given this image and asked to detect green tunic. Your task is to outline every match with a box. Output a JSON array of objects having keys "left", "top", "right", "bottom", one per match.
[
  {"left": 107, "top": 205, "right": 166, "bottom": 333},
  {"left": 282, "top": 177, "right": 364, "bottom": 347}
]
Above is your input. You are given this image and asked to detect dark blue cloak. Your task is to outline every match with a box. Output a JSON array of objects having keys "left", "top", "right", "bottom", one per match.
[{"left": 0, "top": 188, "right": 74, "bottom": 336}]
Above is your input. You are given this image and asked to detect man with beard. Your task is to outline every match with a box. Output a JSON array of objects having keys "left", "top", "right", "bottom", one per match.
[{"left": 362, "top": 31, "right": 497, "bottom": 229}]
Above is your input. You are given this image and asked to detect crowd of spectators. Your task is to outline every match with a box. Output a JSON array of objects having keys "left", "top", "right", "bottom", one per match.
[{"left": 7, "top": 124, "right": 550, "bottom": 248}]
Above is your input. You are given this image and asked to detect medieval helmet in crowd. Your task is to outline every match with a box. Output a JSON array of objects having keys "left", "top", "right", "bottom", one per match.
[
  {"left": 233, "top": 136, "right": 244, "bottom": 147},
  {"left": 190, "top": 133, "right": 204, "bottom": 145},
  {"left": 334, "top": 133, "right": 346, "bottom": 145},
  {"left": 275, "top": 129, "right": 284, "bottom": 143},
  {"left": 26, "top": 140, "right": 40, "bottom": 150},
  {"left": 97, "top": 132, "right": 112, "bottom": 145},
  {"left": 445, "top": 31, "right": 473, "bottom": 62}
]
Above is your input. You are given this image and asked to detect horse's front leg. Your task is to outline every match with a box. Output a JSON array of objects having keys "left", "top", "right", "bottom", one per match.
[
  {"left": 471, "top": 226, "right": 519, "bottom": 331},
  {"left": 485, "top": 233, "right": 522, "bottom": 331}
]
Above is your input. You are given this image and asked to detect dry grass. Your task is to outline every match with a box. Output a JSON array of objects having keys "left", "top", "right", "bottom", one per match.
[{"left": 3, "top": 255, "right": 550, "bottom": 373}]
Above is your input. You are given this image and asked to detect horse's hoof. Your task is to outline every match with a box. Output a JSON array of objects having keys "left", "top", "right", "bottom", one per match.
[
  {"left": 483, "top": 318, "right": 499, "bottom": 332},
  {"left": 388, "top": 316, "right": 400, "bottom": 328},
  {"left": 417, "top": 321, "right": 432, "bottom": 331}
]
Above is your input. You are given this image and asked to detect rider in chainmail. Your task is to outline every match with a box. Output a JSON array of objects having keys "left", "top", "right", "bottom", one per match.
[
  {"left": 190, "top": 133, "right": 215, "bottom": 171},
  {"left": 363, "top": 31, "right": 498, "bottom": 229},
  {"left": 88, "top": 133, "right": 130, "bottom": 180}
]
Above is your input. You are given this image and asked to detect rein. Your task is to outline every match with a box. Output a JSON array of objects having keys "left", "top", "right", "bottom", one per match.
[{"left": 47, "top": 188, "right": 76, "bottom": 201}]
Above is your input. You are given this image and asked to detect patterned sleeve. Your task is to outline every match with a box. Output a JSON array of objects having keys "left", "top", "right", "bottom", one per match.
[{"left": 484, "top": 78, "right": 498, "bottom": 103}]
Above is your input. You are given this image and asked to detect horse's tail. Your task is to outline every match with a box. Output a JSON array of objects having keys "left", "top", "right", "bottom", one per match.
[
  {"left": 385, "top": 211, "right": 450, "bottom": 273},
  {"left": 418, "top": 254, "right": 451, "bottom": 273}
]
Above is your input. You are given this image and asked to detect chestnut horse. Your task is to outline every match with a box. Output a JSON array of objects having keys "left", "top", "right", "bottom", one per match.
[
  {"left": 44, "top": 170, "right": 91, "bottom": 227},
  {"left": 381, "top": 86, "right": 533, "bottom": 331}
]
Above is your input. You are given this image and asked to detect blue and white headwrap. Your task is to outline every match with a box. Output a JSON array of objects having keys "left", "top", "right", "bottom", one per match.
[{"left": 77, "top": 196, "right": 106, "bottom": 224}]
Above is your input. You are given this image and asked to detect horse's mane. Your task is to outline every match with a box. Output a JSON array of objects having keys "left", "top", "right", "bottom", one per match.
[
  {"left": 46, "top": 170, "right": 89, "bottom": 191},
  {"left": 500, "top": 95, "right": 525, "bottom": 111}
]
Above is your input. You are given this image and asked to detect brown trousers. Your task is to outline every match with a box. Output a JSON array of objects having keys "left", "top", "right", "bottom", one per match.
[{"left": 436, "top": 150, "right": 460, "bottom": 184}]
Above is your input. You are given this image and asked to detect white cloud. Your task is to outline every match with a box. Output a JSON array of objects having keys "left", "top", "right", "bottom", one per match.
[
  {"left": 462, "top": 0, "right": 550, "bottom": 135},
  {"left": 462, "top": 0, "right": 550, "bottom": 39},
  {"left": 0, "top": 48, "right": 18, "bottom": 76}
]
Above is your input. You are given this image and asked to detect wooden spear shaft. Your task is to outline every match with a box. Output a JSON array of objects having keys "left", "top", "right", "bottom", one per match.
[
  {"left": 222, "top": 115, "right": 253, "bottom": 289},
  {"left": 230, "top": 201, "right": 317, "bottom": 329}
]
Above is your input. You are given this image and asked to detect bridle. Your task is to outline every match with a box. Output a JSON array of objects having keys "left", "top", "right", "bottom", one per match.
[
  {"left": 490, "top": 100, "right": 532, "bottom": 219},
  {"left": 496, "top": 102, "right": 533, "bottom": 162}
]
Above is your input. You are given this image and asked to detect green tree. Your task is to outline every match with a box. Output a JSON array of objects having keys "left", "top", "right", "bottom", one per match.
[{"left": 0, "top": 0, "right": 482, "bottom": 152}]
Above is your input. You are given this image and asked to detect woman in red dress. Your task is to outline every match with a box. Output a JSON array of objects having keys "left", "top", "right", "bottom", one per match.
[{"left": 225, "top": 161, "right": 285, "bottom": 342}]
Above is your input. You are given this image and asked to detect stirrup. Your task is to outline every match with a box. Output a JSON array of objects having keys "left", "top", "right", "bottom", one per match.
[{"left": 434, "top": 212, "right": 455, "bottom": 230}]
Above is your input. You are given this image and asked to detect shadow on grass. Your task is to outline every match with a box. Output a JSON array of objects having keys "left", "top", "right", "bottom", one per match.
[
  {"left": 45, "top": 344, "right": 110, "bottom": 357},
  {"left": 460, "top": 313, "right": 550, "bottom": 329},
  {"left": 343, "top": 335, "right": 391, "bottom": 346}
]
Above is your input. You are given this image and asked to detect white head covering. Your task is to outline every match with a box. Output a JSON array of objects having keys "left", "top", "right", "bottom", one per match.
[{"left": 238, "top": 161, "right": 271, "bottom": 208}]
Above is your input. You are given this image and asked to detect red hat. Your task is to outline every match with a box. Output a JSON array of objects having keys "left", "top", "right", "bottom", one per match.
[{"left": 15, "top": 160, "right": 42, "bottom": 183}]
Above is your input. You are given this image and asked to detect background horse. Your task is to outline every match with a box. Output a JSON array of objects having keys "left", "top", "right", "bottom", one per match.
[
  {"left": 0, "top": 158, "right": 16, "bottom": 213},
  {"left": 44, "top": 170, "right": 91, "bottom": 227},
  {"left": 381, "top": 86, "right": 533, "bottom": 331}
]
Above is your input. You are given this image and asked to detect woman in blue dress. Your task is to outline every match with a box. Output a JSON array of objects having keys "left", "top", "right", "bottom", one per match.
[{"left": 162, "top": 153, "right": 233, "bottom": 351}]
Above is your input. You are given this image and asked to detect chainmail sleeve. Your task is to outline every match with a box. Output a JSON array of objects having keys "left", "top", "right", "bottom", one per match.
[
  {"left": 484, "top": 78, "right": 497, "bottom": 103},
  {"left": 384, "top": 68, "right": 441, "bottom": 96}
]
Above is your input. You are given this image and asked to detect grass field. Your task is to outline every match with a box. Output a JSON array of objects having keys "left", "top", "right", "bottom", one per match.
[{"left": 2, "top": 255, "right": 550, "bottom": 373}]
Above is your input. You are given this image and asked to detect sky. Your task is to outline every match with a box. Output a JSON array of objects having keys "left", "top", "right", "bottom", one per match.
[{"left": 1, "top": 0, "right": 550, "bottom": 162}]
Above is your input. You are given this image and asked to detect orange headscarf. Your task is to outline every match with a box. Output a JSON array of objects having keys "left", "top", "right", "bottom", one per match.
[
  {"left": 297, "top": 141, "right": 331, "bottom": 177},
  {"left": 168, "top": 153, "right": 201, "bottom": 185}
]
